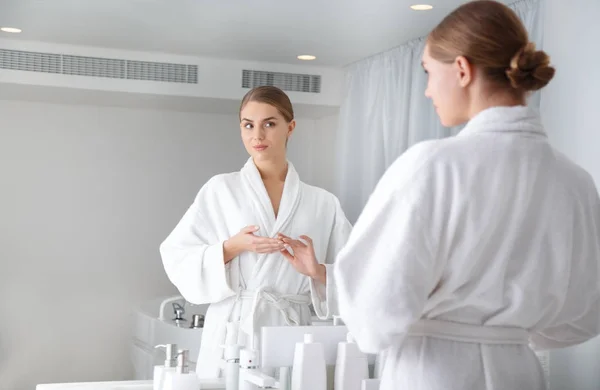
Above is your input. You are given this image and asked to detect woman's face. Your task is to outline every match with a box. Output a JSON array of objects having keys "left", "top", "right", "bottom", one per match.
[
  {"left": 422, "top": 43, "right": 470, "bottom": 127},
  {"left": 240, "top": 101, "right": 295, "bottom": 163}
]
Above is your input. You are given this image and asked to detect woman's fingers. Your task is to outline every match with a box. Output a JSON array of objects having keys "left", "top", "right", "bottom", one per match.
[
  {"left": 277, "top": 233, "right": 312, "bottom": 248},
  {"left": 281, "top": 238, "right": 306, "bottom": 249},
  {"left": 253, "top": 236, "right": 284, "bottom": 245},
  {"left": 254, "top": 243, "right": 285, "bottom": 253},
  {"left": 277, "top": 233, "right": 296, "bottom": 244},
  {"left": 241, "top": 225, "right": 260, "bottom": 234},
  {"left": 280, "top": 247, "right": 295, "bottom": 261},
  {"left": 299, "top": 235, "right": 313, "bottom": 246}
]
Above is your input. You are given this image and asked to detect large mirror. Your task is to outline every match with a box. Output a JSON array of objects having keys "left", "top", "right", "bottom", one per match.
[{"left": 1, "top": 1, "right": 598, "bottom": 390}]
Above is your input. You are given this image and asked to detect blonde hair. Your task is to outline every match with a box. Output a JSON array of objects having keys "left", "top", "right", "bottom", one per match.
[{"left": 427, "top": 0, "right": 555, "bottom": 93}]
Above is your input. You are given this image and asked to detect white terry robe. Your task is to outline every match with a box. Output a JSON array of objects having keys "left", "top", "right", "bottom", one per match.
[
  {"left": 160, "top": 158, "right": 351, "bottom": 378},
  {"left": 334, "top": 106, "right": 600, "bottom": 390}
]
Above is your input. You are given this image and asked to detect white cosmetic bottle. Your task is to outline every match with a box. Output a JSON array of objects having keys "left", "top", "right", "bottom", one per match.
[
  {"left": 334, "top": 333, "right": 369, "bottom": 390},
  {"left": 361, "top": 379, "right": 381, "bottom": 390},
  {"left": 222, "top": 322, "right": 241, "bottom": 390},
  {"left": 238, "top": 348, "right": 261, "bottom": 390},
  {"left": 278, "top": 366, "right": 290, "bottom": 390},
  {"left": 162, "top": 349, "right": 201, "bottom": 390},
  {"left": 224, "top": 344, "right": 241, "bottom": 390},
  {"left": 153, "top": 343, "right": 177, "bottom": 390},
  {"left": 291, "top": 333, "right": 326, "bottom": 390}
]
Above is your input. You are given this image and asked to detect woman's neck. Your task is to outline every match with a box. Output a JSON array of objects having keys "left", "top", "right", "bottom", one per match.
[
  {"left": 468, "top": 85, "right": 526, "bottom": 120},
  {"left": 254, "top": 158, "right": 288, "bottom": 181}
]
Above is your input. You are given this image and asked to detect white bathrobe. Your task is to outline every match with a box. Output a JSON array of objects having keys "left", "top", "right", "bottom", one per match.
[
  {"left": 334, "top": 106, "right": 600, "bottom": 390},
  {"left": 160, "top": 158, "right": 351, "bottom": 378}
]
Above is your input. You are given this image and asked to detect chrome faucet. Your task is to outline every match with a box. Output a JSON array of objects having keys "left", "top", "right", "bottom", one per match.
[
  {"left": 172, "top": 302, "right": 186, "bottom": 322},
  {"left": 190, "top": 314, "right": 205, "bottom": 329}
]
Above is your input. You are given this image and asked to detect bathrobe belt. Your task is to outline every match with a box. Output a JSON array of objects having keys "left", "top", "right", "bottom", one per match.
[{"left": 408, "top": 319, "right": 529, "bottom": 345}]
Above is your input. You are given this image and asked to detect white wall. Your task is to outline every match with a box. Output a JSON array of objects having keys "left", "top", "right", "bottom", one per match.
[
  {"left": 540, "top": 1, "right": 600, "bottom": 389},
  {"left": 287, "top": 114, "right": 339, "bottom": 195},
  {"left": 0, "top": 100, "right": 337, "bottom": 390}
]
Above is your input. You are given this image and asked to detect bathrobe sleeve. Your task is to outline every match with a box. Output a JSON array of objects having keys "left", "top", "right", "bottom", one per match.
[
  {"left": 333, "top": 143, "right": 443, "bottom": 354},
  {"left": 530, "top": 185, "right": 600, "bottom": 350},
  {"left": 529, "top": 303, "right": 600, "bottom": 350},
  {"left": 310, "top": 197, "right": 353, "bottom": 319},
  {"left": 160, "top": 177, "right": 236, "bottom": 305}
]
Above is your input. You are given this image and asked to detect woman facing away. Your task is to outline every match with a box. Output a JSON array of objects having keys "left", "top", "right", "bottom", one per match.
[
  {"left": 160, "top": 86, "right": 351, "bottom": 378},
  {"left": 329, "top": 1, "right": 600, "bottom": 389}
]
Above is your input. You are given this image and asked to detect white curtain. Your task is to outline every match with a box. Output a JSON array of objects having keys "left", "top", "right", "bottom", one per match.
[{"left": 335, "top": 0, "right": 544, "bottom": 222}]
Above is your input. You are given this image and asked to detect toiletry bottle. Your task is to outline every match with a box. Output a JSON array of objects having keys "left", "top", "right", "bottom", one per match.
[
  {"left": 153, "top": 343, "right": 177, "bottom": 390},
  {"left": 334, "top": 333, "right": 369, "bottom": 390},
  {"left": 361, "top": 379, "right": 381, "bottom": 390},
  {"left": 222, "top": 321, "right": 241, "bottom": 390},
  {"left": 291, "top": 333, "right": 326, "bottom": 390},
  {"left": 162, "top": 349, "right": 201, "bottom": 390},
  {"left": 224, "top": 344, "right": 241, "bottom": 390},
  {"left": 238, "top": 348, "right": 260, "bottom": 390},
  {"left": 278, "top": 367, "right": 290, "bottom": 390}
]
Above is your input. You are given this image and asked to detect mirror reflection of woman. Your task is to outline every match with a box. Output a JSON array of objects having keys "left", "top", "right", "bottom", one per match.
[{"left": 160, "top": 86, "right": 351, "bottom": 378}]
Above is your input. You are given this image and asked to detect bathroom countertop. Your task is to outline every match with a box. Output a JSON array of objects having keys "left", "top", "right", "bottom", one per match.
[
  {"left": 36, "top": 378, "right": 225, "bottom": 390},
  {"left": 36, "top": 380, "right": 151, "bottom": 390}
]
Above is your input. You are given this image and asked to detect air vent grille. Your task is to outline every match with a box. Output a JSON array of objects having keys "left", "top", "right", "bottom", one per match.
[
  {"left": 242, "top": 69, "right": 321, "bottom": 93},
  {"left": 0, "top": 49, "right": 198, "bottom": 84},
  {"left": 0, "top": 49, "right": 61, "bottom": 73},
  {"left": 127, "top": 61, "right": 196, "bottom": 83},
  {"left": 62, "top": 55, "right": 125, "bottom": 78}
]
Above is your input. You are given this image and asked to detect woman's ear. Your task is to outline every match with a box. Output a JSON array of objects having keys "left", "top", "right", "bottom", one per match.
[
  {"left": 288, "top": 119, "right": 296, "bottom": 137},
  {"left": 455, "top": 55, "right": 474, "bottom": 88}
]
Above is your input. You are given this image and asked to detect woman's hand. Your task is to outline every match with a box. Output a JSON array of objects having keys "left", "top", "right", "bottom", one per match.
[
  {"left": 278, "top": 233, "right": 326, "bottom": 284},
  {"left": 223, "top": 225, "right": 285, "bottom": 263}
]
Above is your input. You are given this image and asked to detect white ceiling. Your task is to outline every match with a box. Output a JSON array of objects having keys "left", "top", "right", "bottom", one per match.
[{"left": 0, "top": 0, "right": 514, "bottom": 67}]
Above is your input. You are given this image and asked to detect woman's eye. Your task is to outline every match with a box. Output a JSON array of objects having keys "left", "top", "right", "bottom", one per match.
[
  {"left": 244, "top": 123, "right": 253, "bottom": 129},
  {"left": 265, "top": 122, "right": 275, "bottom": 128}
]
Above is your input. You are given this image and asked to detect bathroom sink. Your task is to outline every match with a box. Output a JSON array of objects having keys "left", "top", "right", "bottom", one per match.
[
  {"left": 36, "top": 380, "right": 153, "bottom": 390},
  {"left": 112, "top": 379, "right": 225, "bottom": 390},
  {"left": 131, "top": 296, "right": 334, "bottom": 380},
  {"left": 131, "top": 297, "right": 209, "bottom": 378}
]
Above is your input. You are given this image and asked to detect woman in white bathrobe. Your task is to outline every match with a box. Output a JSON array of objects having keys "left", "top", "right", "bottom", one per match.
[
  {"left": 324, "top": 2, "right": 600, "bottom": 390},
  {"left": 160, "top": 86, "right": 351, "bottom": 378}
]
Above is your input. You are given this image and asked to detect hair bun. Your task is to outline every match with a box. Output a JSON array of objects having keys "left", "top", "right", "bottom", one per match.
[{"left": 506, "top": 42, "right": 556, "bottom": 91}]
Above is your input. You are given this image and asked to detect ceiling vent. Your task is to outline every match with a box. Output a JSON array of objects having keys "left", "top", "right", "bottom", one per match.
[
  {"left": 242, "top": 69, "right": 321, "bottom": 93},
  {"left": 0, "top": 49, "right": 198, "bottom": 84}
]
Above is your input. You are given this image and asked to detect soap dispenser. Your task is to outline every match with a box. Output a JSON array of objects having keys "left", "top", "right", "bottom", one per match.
[
  {"left": 291, "top": 333, "right": 326, "bottom": 390},
  {"left": 222, "top": 321, "right": 241, "bottom": 390},
  {"left": 153, "top": 343, "right": 177, "bottom": 390},
  {"left": 162, "top": 349, "right": 201, "bottom": 390},
  {"left": 224, "top": 344, "right": 241, "bottom": 390},
  {"left": 334, "top": 333, "right": 369, "bottom": 390}
]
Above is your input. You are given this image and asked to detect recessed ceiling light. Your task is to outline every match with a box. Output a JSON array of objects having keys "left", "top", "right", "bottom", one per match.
[
  {"left": 297, "top": 55, "right": 316, "bottom": 61},
  {"left": 1, "top": 27, "right": 22, "bottom": 33},
  {"left": 410, "top": 4, "right": 434, "bottom": 11}
]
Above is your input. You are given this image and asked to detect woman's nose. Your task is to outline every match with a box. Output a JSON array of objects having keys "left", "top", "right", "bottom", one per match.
[{"left": 253, "top": 127, "right": 265, "bottom": 140}]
